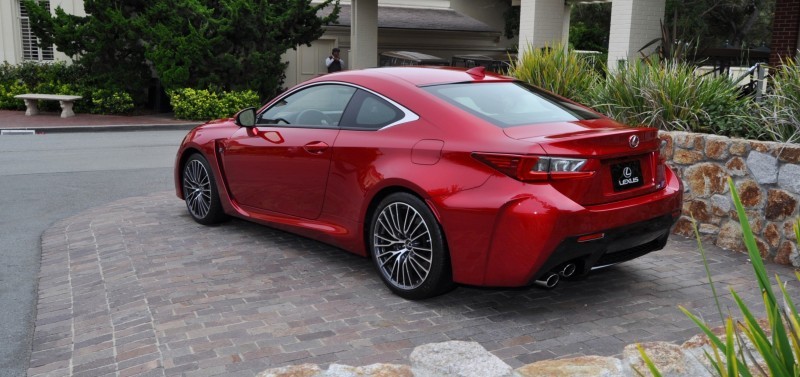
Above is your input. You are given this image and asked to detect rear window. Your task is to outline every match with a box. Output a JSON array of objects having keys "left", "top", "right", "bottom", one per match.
[{"left": 423, "top": 82, "right": 599, "bottom": 128}]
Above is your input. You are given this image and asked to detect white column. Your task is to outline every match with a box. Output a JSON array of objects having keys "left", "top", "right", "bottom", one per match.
[
  {"left": 607, "top": 0, "right": 665, "bottom": 70},
  {"left": 351, "top": 0, "right": 378, "bottom": 69},
  {"left": 517, "top": 0, "right": 571, "bottom": 57}
]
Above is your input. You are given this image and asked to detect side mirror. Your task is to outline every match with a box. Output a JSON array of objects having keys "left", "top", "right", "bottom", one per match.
[{"left": 234, "top": 107, "right": 257, "bottom": 127}]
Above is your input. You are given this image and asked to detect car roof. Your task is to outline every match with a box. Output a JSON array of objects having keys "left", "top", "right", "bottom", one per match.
[{"left": 316, "top": 66, "right": 515, "bottom": 87}]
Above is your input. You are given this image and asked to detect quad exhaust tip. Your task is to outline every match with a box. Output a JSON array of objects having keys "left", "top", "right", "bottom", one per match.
[
  {"left": 535, "top": 263, "right": 578, "bottom": 289},
  {"left": 534, "top": 272, "right": 559, "bottom": 289},
  {"left": 559, "top": 263, "right": 577, "bottom": 278}
]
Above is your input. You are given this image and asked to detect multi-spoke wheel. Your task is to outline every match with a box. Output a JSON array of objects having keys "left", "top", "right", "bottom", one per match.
[
  {"left": 369, "top": 193, "right": 453, "bottom": 299},
  {"left": 182, "top": 154, "right": 226, "bottom": 225}
]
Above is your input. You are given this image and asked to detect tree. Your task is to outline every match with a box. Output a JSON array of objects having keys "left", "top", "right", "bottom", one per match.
[
  {"left": 23, "top": 0, "right": 340, "bottom": 102},
  {"left": 23, "top": 0, "right": 153, "bottom": 104},
  {"left": 665, "top": 0, "right": 775, "bottom": 49},
  {"left": 141, "top": 0, "right": 340, "bottom": 99}
]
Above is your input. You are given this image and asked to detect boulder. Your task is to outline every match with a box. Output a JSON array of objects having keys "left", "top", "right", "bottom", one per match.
[
  {"left": 515, "top": 356, "right": 623, "bottom": 377},
  {"left": 410, "top": 341, "right": 513, "bottom": 377}
]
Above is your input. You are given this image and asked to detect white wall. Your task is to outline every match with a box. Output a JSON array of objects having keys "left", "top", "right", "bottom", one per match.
[
  {"left": 516, "top": 0, "right": 570, "bottom": 55},
  {"left": 607, "top": 0, "right": 665, "bottom": 69},
  {"left": 0, "top": 0, "right": 84, "bottom": 64}
]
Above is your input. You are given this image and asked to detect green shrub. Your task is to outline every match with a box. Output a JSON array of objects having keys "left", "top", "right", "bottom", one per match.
[
  {"left": 759, "top": 59, "right": 800, "bottom": 143},
  {"left": 508, "top": 42, "right": 599, "bottom": 104},
  {"left": 0, "top": 81, "right": 30, "bottom": 110},
  {"left": 589, "top": 60, "right": 759, "bottom": 138},
  {"left": 89, "top": 89, "right": 134, "bottom": 115},
  {"left": 169, "top": 88, "right": 259, "bottom": 121},
  {"left": 0, "top": 61, "right": 137, "bottom": 115}
]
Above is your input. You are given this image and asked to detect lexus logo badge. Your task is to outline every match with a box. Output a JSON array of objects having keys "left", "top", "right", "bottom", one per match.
[
  {"left": 629, "top": 135, "right": 640, "bottom": 149},
  {"left": 623, "top": 166, "right": 633, "bottom": 178}
]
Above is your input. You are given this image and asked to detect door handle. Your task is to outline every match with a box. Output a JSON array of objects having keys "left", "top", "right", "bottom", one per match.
[{"left": 303, "top": 141, "right": 329, "bottom": 154}]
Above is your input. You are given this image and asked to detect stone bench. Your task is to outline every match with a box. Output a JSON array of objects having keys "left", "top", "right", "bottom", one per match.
[{"left": 14, "top": 93, "right": 82, "bottom": 118}]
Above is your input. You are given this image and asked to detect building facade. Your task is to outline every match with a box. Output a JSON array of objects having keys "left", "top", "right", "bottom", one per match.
[{"left": 0, "top": 0, "right": 85, "bottom": 64}]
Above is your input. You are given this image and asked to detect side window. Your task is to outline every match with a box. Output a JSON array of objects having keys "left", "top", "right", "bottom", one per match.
[
  {"left": 258, "top": 84, "right": 356, "bottom": 127},
  {"left": 340, "top": 90, "right": 404, "bottom": 130}
]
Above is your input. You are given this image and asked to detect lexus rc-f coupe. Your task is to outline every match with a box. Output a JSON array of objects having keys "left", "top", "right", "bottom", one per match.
[{"left": 175, "top": 66, "right": 682, "bottom": 299}]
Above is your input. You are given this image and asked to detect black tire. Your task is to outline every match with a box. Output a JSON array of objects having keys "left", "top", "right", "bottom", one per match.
[
  {"left": 369, "top": 193, "right": 454, "bottom": 299},
  {"left": 182, "top": 153, "right": 227, "bottom": 225}
]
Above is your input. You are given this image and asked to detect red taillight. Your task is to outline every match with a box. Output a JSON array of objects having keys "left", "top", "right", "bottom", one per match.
[{"left": 472, "top": 153, "right": 594, "bottom": 182}]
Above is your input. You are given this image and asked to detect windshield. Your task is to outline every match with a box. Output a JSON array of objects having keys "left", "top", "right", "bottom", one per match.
[{"left": 423, "top": 82, "right": 599, "bottom": 128}]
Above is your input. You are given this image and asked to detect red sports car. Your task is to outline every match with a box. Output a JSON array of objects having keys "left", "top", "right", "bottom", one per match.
[{"left": 175, "top": 66, "right": 682, "bottom": 299}]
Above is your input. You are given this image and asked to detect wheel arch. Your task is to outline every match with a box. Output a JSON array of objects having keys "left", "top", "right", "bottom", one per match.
[
  {"left": 176, "top": 147, "right": 206, "bottom": 199},
  {"left": 361, "top": 185, "right": 448, "bottom": 262}
]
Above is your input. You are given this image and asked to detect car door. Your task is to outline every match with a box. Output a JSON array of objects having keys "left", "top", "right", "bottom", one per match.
[{"left": 221, "top": 84, "right": 357, "bottom": 219}]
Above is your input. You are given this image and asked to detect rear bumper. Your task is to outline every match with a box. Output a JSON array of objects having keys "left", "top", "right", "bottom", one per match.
[
  {"left": 436, "top": 168, "right": 682, "bottom": 287},
  {"left": 526, "top": 213, "right": 675, "bottom": 284}
]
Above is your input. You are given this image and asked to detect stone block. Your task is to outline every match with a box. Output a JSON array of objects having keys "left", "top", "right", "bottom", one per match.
[
  {"left": 683, "top": 163, "right": 727, "bottom": 198},
  {"left": 672, "top": 132, "right": 703, "bottom": 149},
  {"left": 736, "top": 180, "right": 764, "bottom": 209},
  {"left": 698, "top": 224, "right": 720, "bottom": 235},
  {"left": 785, "top": 220, "right": 798, "bottom": 241},
  {"left": 256, "top": 364, "right": 322, "bottom": 377},
  {"left": 716, "top": 221, "right": 745, "bottom": 253},
  {"left": 778, "top": 164, "right": 800, "bottom": 195},
  {"left": 704, "top": 136, "right": 730, "bottom": 160},
  {"left": 746, "top": 151, "right": 779, "bottom": 185},
  {"left": 778, "top": 145, "right": 800, "bottom": 163},
  {"left": 515, "top": 356, "right": 623, "bottom": 377},
  {"left": 729, "top": 140, "right": 749, "bottom": 156},
  {"left": 711, "top": 194, "right": 731, "bottom": 216},
  {"left": 410, "top": 341, "right": 512, "bottom": 377},
  {"left": 765, "top": 189, "right": 798, "bottom": 221},
  {"left": 326, "top": 363, "right": 413, "bottom": 377},
  {"left": 775, "top": 241, "right": 800, "bottom": 267},
  {"left": 672, "top": 217, "right": 694, "bottom": 237},
  {"left": 621, "top": 342, "right": 707, "bottom": 377},
  {"left": 764, "top": 223, "right": 781, "bottom": 248},
  {"left": 673, "top": 149, "right": 703, "bottom": 165},
  {"left": 725, "top": 157, "right": 746, "bottom": 176},
  {"left": 686, "top": 200, "right": 712, "bottom": 223},
  {"left": 658, "top": 133, "right": 674, "bottom": 161},
  {"left": 749, "top": 141, "right": 775, "bottom": 154}
]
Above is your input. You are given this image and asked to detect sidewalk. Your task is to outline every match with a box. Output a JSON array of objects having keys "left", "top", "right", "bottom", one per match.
[{"left": 0, "top": 110, "right": 200, "bottom": 133}]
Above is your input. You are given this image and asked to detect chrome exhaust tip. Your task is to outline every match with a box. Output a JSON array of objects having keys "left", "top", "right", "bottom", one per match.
[
  {"left": 534, "top": 272, "right": 559, "bottom": 289},
  {"left": 559, "top": 263, "right": 577, "bottom": 278}
]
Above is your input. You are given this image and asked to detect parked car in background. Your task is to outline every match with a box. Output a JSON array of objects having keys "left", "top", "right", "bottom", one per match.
[
  {"left": 379, "top": 51, "right": 449, "bottom": 67},
  {"left": 451, "top": 53, "right": 516, "bottom": 73},
  {"left": 175, "top": 66, "right": 683, "bottom": 299}
]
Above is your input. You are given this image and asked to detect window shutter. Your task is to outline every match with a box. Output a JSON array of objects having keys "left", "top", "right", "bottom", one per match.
[{"left": 19, "top": 1, "right": 54, "bottom": 61}]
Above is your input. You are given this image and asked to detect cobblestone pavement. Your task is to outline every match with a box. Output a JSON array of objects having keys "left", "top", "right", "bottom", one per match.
[{"left": 29, "top": 191, "right": 800, "bottom": 377}]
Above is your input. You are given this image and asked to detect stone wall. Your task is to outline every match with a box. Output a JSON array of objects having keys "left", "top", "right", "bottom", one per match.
[{"left": 660, "top": 131, "right": 800, "bottom": 266}]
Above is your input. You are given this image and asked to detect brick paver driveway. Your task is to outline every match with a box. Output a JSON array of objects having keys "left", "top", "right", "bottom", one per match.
[{"left": 29, "top": 191, "right": 800, "bottom": 376}]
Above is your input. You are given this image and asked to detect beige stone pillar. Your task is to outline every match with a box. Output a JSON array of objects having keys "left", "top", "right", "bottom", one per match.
[
  {"left": 350, "top": 0, "right": 378, "bottom": 69},
  {"left": 517, "top": 0, "right": 571, "bottom": 57},
  {"left": 607, "top": 0, "right": 666, "bottom": 70}
]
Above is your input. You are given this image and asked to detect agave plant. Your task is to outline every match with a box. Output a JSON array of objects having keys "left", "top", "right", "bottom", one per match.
[
  {"left": 508, "top": 41, "right": 599, "bottom": 104},
  {"left": 638, "top": 178, "right": 800, "bottom": 376}
]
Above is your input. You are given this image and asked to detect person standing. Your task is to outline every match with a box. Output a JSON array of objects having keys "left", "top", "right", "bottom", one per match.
[{"left": 326, "top": 48, "right": 345, "bottom": 73}]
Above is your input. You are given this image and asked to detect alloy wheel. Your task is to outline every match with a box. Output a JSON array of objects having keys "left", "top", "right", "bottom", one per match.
[
  {"left": 183, "top": 159, "right": 212, "bottom": 219},
  {"left": 372, "top": 202, "right": 434, "bottom": 290}
]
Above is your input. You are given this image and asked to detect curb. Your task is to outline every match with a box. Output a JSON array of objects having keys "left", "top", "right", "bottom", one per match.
[{"left": 0, "top": 123, "right": 200, "bottom": 134}]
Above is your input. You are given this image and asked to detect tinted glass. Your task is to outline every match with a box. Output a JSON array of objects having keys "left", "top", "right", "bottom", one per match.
[
  {"left": 340, "top": 90, "right": 404, "bottom": 130},
  {"left": 423, "top": 82, "right": 599, "bottom": 128},
  {"left": 259, "top": 84, "right": 356, "bottom": 127}
]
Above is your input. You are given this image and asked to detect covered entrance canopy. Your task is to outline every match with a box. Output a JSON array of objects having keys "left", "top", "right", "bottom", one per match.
[
  {"left": 514, "top": 0, "right": 666, "bottom": 69},
  {"left": 346, "top": 0, "right": 665, "bottom": 70}
]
